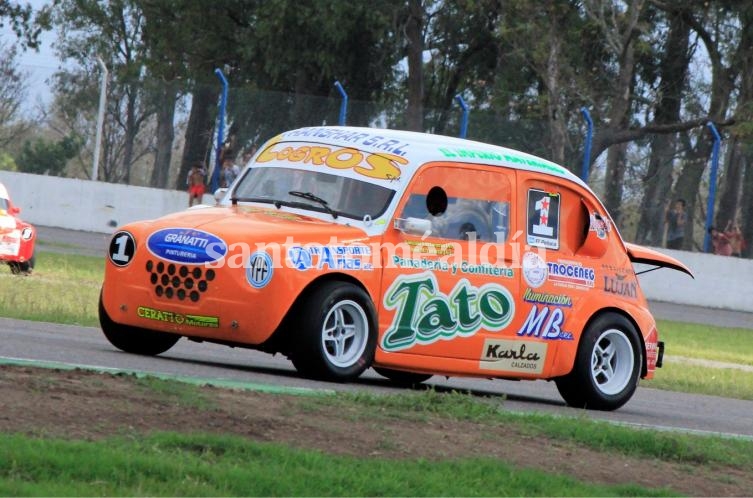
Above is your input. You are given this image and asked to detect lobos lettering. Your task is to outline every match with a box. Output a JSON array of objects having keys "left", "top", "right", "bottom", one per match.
[
  {"left": 256, "top": 144, "right": 408, "bottom": 180},
  {"left": 382, "top": 273, "right": 514, "bottom": 351}
]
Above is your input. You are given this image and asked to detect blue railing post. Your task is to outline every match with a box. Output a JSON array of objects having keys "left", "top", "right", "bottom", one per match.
[
  {"left": 210, "top": 68, "right": 229, "bottom": 192},
  {"left": 703, "top": 122, "right": 722, "bottom": 253},
  {"left": 334, "top": 80, "right": 348, "bottom": 126},
  {"left": 580, "top": 107, "right": 593, "bottom": 182},
  {"left": 455, "top": 94, "right": 469, "bottom": 138}
]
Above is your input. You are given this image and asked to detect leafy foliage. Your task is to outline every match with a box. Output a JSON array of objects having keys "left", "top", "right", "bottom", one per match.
[{"left": 15, "top": 135, "right": 82, "bottom": 176}]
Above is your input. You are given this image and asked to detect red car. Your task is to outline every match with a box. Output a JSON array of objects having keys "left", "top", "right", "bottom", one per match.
[{"left": 0, "top": 182, "right": 36, "bottom": 274}]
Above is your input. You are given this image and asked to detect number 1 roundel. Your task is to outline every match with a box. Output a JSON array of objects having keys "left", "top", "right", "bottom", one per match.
[{"left": 109, "top": 231, "right": 136, "bottom": 267}]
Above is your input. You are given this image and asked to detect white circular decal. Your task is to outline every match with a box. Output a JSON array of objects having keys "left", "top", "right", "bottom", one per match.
[
  {"left": 247, "top": 251, "right": 273, "bottom": 288},
  {"left": 522, "top": 251, "right": 548, "bottom": 289}
]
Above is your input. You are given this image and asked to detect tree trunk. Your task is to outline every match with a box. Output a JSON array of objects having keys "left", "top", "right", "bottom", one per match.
[
  {"left": 405, "top": 0, "right": 424, "bottom": 132},
  {"left": 122, "top": 87, "right": 137, "bottom": 185},
  {"left": 740, "top": 155, "right": 753, "bottom": 258},
  {"left": 176, "top": 84, "right": 219, "bottom": 191},
  {"left": 634, "top": 11, "right": 690, "bottom": 247},
  {"left": 150, "top": 81, "right": 177, "bottom": 189},
  {"left": 544, "top": 7, "right": 566, "bottom": 165},
  {"left": 715, "top": 138, "right": 741, "bottom": 230}
]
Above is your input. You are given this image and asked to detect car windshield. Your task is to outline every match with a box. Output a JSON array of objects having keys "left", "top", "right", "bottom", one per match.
[
  {"left": 231, "top": 167, "right": 395, "bottom": 220},
  {"left": 0, "top": 198, "right": 8, "bottom": 211}
]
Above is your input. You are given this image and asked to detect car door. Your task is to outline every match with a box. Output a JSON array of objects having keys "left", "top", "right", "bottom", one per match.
[{"left": 377, "top": 162, "right": 518, "bottom": 364}]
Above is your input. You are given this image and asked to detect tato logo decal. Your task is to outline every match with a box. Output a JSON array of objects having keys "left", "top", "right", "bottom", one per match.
[{"left": 147, "top": 228, "right": 227, "bottom": 265}]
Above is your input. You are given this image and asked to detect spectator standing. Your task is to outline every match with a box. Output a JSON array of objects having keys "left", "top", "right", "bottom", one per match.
[
  {"left": 221, "top": 157, "right": 238, "bottom": 188},
  {"left": 725, "top": 220, "right": 746, "bottom": 257},
  {"left": 709, "top": 226, "right": 733, "bottom": 256},
  {"left": 665, "top": 198, "right": 687, "bottom": 249},
  {"left": 187, "top": 163, "right": 206, "bottom": 207}
]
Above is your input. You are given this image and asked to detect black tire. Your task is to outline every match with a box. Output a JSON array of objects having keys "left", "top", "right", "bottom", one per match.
[
  {"left": 555, "top": 312, "right": 642, "bottom": 411},
  {"left": 290, "top": 281, "right": 376, "bottom": 382},
  {"left": 10, "top": 252, "right": 35, "bottom": 275},
  {"left": 374, "top": 367, "right": 432, "bottom": 387},
  {"left": 98, "top": 292, "right": 180, "bottom": 356}
]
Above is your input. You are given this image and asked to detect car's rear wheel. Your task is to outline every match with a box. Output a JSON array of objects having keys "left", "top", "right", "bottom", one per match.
[
  {"left": 555, "top": 312, "right": 641, "bottom": 411},
  {"left": 98, "top": 292, "right": 180, "bottom": 356},
  {"left": 290, "top": 281, "right": 376, "bottom": 382},
  {"left": 374, "top": 367, "right": 432, "bottom": 387}
]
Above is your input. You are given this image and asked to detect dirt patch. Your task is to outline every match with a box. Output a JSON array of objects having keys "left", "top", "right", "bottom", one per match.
[{"left": 0, "top": 365, "right": 749, "bottom": 496}]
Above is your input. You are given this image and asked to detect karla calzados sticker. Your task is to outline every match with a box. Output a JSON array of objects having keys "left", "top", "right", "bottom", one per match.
[
  {"left": 247, "top": 251, "right": 273, "bottom": 288},
  {"left": 522, "top": 251, "right": 548, "bottom": 289},
  {"left": 527, "top": 189, "right": 560, "bottom": 250},
  {"left": 479, "top": 338, "right": 547, "bottom": 374},
  {"left": 147, "top": 228, "right": 227, "bottom": 265}
]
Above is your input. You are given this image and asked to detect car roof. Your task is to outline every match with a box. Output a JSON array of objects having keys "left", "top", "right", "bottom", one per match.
[{"left": 278, "top": 126, "right": 589, "bottom": 190}]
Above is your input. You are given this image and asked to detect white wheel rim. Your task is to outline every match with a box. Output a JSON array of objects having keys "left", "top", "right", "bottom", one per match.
[
  {"left": 321, "top": 299, "right": 369, "bottom": 368},
  {"left": 590, "top": 328, "right": 634, "bottom": 396}
]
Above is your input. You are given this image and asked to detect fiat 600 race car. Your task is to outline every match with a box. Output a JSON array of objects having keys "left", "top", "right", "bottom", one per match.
[
  {"left": 0, "top": 182, "right": 36, "bottom": 274},
  {"left": 100, "top": 126, "right": 692, "bottom": 410}
]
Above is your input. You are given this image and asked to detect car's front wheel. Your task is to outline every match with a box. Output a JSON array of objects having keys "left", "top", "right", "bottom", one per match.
[
  {"left": 290, "top": 281, "right": 376, "bottom": 382},
  {"left": 555, "top": 312, "right": 642, "bottom": 411},
  {"left": 9, "top": 252, "right": 34, "bottom": 275},
  {"left": 99, "top": 292, "right": 180, "bottom": 356}
]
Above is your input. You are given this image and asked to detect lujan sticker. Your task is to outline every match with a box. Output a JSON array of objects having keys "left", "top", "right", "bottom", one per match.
[{"left": 527, "top": 189, "right": 560, "bottom": 250}]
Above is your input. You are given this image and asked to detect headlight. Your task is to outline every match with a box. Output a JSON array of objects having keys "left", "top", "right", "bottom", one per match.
[{"left": 21, "top": 227, "right": 33, "bottom": 240}]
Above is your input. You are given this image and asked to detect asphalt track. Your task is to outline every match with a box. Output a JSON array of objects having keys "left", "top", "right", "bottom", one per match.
[{"left": 1, "top": 226, "right": 750, "bottom": 440}]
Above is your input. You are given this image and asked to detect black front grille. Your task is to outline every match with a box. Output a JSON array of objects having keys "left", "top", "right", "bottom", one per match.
[{"left": 146, "top": 260, "right": 215, "bottom": 301}]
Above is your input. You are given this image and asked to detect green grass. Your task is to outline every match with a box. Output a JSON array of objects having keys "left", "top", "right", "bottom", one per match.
[
  {"left": 0, "top": 432, "right": 677, "bottom": 496},
  {"left": 0, "top": 251, "right": 103, "bottom": 326},
  {"left": 319, "top": 390, "right": 753, "bottom": 468},
  {"left": 645, "top": 361, "right": 753, "bottom": 400},
  {"left": 658, "top": 320, "right": 753, "bottom": 366}
]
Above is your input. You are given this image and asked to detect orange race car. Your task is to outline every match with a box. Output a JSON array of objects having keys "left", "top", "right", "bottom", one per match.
[
  {"left": 100, "top": 126, "right": 692, "bottom": 410},
  {"left": 0, "top": 182, "right": 36, "bottom": 275}
]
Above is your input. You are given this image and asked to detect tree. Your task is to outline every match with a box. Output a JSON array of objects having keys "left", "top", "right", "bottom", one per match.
[
  {"left": 15, "top": 135, "right": 82, "bottom": 176},
  {"left": 0, "top": 42, "right": 30, "bottom": 149},
  {"left": 0, "top": 0, "right": 53, "bottom": 49}
]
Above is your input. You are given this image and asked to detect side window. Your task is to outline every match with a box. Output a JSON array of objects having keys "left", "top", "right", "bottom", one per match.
[{"left": 399, "top": 165, "right": 512, "bottom": 242}]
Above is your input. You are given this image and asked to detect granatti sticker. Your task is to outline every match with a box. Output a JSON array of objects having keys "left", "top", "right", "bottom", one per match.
[{"left": 147, "top": 228, "right": 227, "bottom": 265}]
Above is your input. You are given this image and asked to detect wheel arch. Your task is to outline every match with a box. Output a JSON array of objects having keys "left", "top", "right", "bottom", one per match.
[
  {"left": 261, "top": 272, "right": 376, "bottom": 355},
  {"left": 579, "top": 307, "right": 647, "bottom": 377}
]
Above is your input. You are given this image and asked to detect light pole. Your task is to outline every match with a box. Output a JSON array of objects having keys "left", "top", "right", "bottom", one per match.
[{"left": 92, "top": 56, "right": 108, "bottom": 181}]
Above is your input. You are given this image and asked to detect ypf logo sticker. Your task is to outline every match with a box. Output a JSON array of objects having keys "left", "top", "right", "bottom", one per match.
[{"left": 247, "top": 251, "right": 273, "bottom": 288}]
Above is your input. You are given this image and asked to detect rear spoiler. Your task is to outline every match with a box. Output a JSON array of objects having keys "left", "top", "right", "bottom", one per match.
[{"left": 625, "top": 242, "right": 694, "bottom": 278}]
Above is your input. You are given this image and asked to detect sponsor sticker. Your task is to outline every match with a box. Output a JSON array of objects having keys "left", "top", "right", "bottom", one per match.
[
  {"left": 516, "top": 305, "right": 573, "bottom": 340},
  {"left": 147, "top": 228, "right": 227, "bottom": 265},
  {"left": 527, "top": 189, "right": 560, "bottom": 250},
  {"left": 137, "top": 305, "right": 219, "bottom": 328},
  {"left": 522, "top": 251, "right": 548, "bottom": 289},
  {"left": 603, "top": 273, "right": 637, "bottom": 298},
  {"left": 247, "top": 251, "right": 273, "bottom": 288},
  {"left": 382, "top": 273, "right": 515, "bottom": 352},
  {"left": 523, "top": 288, "right": 572, "bottom": 307},
  {"left": 480, "top": 339, "right": 547, "bottom": 374},
  {"left": 287, "top": 244, "right": 373, "bottom": 271},
  {"left": 589, "top": 212, "right": 611, "bottom": 239},
  {"left": 547, "top": 260, "right": 595, "bottom": 289}
]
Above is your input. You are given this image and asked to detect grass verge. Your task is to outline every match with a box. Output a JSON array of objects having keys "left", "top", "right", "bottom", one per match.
[{"left": 0, "top": 431, "right": 674, "bottom": 497}]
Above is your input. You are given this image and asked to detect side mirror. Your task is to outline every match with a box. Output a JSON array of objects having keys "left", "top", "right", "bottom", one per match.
[
  {"left": 213, "top": 188, "right": 228, "bottom": 204},
  {"left": 395, "top": 217, "right": 432, "bottom": 237}
]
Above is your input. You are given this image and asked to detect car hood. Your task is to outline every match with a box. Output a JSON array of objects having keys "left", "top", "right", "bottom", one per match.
[
  {"left": 625, "top": 242, "right": 694, "bottom": 278},
  {"left": 0, "top": 212, "right": 18, "bottom": 233},
  {"left": 137, "top": 205, "right": 370, "bottom": 244}
]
